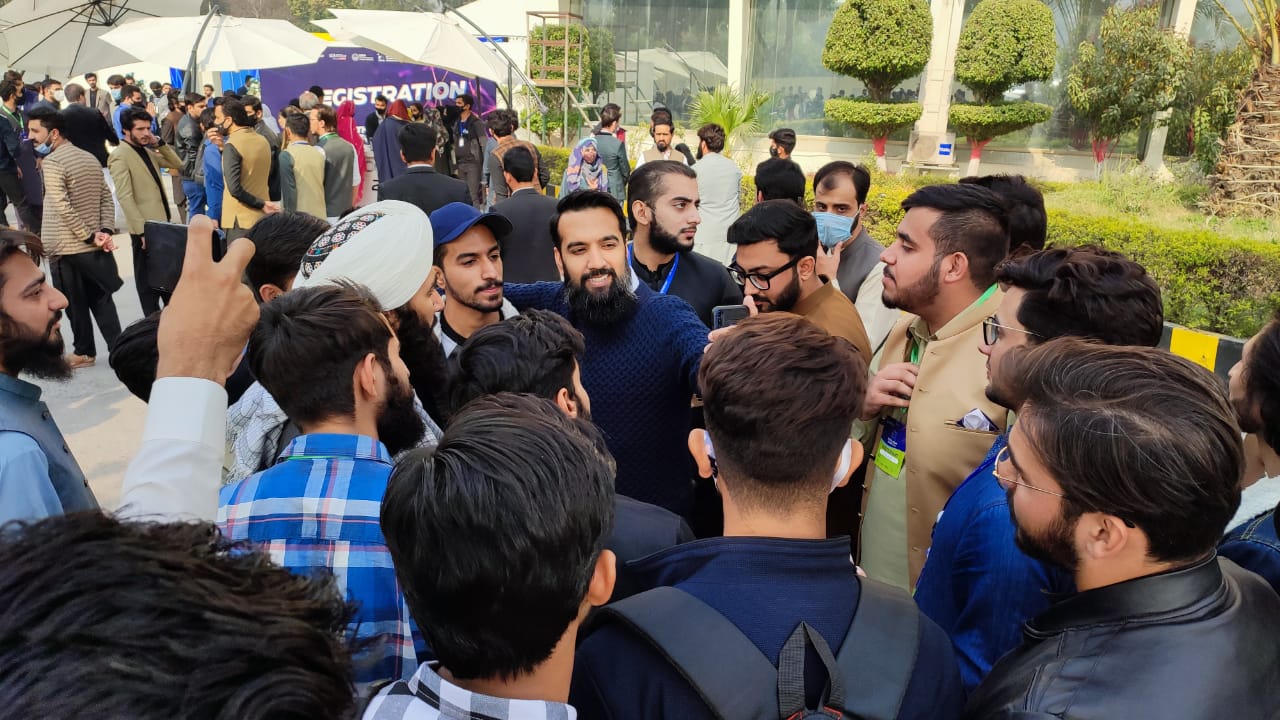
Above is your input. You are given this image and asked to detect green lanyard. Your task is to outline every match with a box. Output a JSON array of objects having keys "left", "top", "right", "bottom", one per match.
[
  {"left": 319, "top": 132, "right": 338, "bottom": 142},
  {"left": 908, "top": 283, "right": 998, "bottom": 364}
]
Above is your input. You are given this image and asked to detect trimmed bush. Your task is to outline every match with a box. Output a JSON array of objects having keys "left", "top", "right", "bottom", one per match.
[
  {"left": 538, "top": 145, "right": 571, "bottom": 185},
  {"left": 737, "top": 171, "right": 1280, "bottom": 337},
  {"left": 954, "top": 0, "right": 1056, "bottom": 104}
]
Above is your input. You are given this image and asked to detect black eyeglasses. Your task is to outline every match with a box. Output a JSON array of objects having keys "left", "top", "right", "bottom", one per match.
[
  {"left": 982, "top": 316, "right": 1041, "bottom": 346},
  {"left": 728, "top": 256, "right": 801, "bottom": 291}
]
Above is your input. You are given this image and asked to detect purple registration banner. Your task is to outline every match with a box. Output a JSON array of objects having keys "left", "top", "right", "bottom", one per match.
[{"left": 260, "top": 46, "right": 499, "bottom": 128}]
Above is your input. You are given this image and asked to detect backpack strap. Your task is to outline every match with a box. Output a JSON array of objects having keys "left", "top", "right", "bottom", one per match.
[
  {"left": 836, "top": 578, "right": 922, "bottom": 720},
  {"left": 600, "top": 586, "right": 780, "bottom": 720},
  {"left": 776, "top": 622, "right": 845, "bottom": 717}
]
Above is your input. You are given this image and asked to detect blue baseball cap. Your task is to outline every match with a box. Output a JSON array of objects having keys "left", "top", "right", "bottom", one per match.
[{"left": 429, "top": 202, "right": 513, "bottom": 247}]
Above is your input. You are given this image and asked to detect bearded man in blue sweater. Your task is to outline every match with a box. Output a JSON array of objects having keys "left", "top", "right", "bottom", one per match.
[{"left": 504, "top": 190, "right": 707, "bottom": 517}]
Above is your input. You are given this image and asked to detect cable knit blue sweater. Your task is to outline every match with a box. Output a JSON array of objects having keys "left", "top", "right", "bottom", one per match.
[{"left": 504, "top": 281, "right": 706, "bottom": 516}]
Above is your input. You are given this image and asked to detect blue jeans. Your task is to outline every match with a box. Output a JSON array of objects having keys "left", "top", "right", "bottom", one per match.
[{"left": 183, "top": 180, "right": 207, "bottom": 219}]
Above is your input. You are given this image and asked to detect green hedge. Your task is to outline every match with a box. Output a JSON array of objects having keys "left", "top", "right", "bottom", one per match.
[{"left": 736, "top": 172, "right": 1280, "bottom": 337}]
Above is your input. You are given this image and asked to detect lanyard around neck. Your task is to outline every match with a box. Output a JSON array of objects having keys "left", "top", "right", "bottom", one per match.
[{"left": 627, "top": 243, "right": 679, "bottom": 295}]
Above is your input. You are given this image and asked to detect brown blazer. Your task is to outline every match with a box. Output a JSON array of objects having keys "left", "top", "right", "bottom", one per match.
[
  {"left": 859, "top": 289, "right": 1008, "bottom": 588},
  {"left": 108, "top": 141, "right": 181, "bottom": 235},
  {"left": 791, "top": 281, "right": 872, "bottom": 365},
  {"left": 40, "top": 141, "right": 114, "bottom": 257}
]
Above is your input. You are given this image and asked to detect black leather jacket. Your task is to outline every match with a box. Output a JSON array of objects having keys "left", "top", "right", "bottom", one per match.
[
  {"left": 176, "top": 114, "right": 202, "bottom": 180},
  {"left": 964, "top": 557, "right": 1280, "bottom": 719}
]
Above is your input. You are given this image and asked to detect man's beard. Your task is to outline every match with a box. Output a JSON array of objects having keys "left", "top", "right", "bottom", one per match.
[
  {"left": 449, "top": 276, "right": 504, "bottom": 314},
  {"left": 1, "top": 311, "right": 71, "bottom": 380},
  {"left": 649, "top": 216, "right": 694, "bottom": 255},
  {"left": 655, "top": 139, "right": 670, "bottom": 152},
  {"left": 566, "top": 267, "right": 638, "bottom": 327},
  {"left": 759, "top": 271, "right": 801, "bottom": 314},
  {"left": 882, "top": 258, "right": 942, "bottom": 314},
  {"left": 376, "top": 372, "right": 426, "bottom": 456},
  {"left": 393, "top": 307, "right": 450, "bottom": 425},
  {"left": 1008, "top": 494, "right": 1081, "bottom": 572}
]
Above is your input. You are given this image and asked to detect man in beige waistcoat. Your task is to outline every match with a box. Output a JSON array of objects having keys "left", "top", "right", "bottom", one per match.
[{"left": 857, "top": 183, "right": 1010, "bottom": 590}]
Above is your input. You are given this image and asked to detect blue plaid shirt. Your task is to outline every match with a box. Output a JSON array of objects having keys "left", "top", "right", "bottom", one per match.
[{"left": 218, "top": 433, "right": 424, "bottom": 688}]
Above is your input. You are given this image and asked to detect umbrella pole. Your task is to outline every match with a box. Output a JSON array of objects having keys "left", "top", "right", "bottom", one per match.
[{"left": 184, "top": 7, "right": 221, "bottom": 94}]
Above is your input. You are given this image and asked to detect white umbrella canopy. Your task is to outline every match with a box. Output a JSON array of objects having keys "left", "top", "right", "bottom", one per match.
[
  {"left": 317, "top": 8, "right": 509, "bottom": 82},
  {"left": 98, "top": 12, "right": 327, "bottom": 72},
  {"left": 0, "top": 0, "right": 200, "bottom": 78}
]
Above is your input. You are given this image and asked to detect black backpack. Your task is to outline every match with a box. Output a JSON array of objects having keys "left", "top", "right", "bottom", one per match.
[{"left": 598, "top": 579, "right": 920, "bottom": 720}]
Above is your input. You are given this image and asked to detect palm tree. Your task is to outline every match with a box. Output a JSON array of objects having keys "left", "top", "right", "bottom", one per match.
[{"left": 689, "top": 85, "right": 771, "bottom": 159}]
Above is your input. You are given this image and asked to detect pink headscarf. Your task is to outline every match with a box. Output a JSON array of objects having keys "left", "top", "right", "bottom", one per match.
[{"left": 337, "top": 100, "right": 367, "bottom": 204}]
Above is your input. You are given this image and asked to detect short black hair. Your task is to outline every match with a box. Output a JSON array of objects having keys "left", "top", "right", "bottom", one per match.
[
  {"left": 486, "top": 108, "right": 517, "bottom": 137},
  {"left": 122, "top": 84, "right": 142, "bottom": 101},
  {"left": 374, "top": 94, "right": 388, "bottom": 103},
  {"left": 309, "top": 85, "right": 325, "bottom": 100},
  {"left": 701, "top": 313, "right": 866, "bottom": 509},
  {"left": 502, "top": 144, "right": 536, "bottom": 183},
  {"left": 198, "top": 106, "right": 217, "bottom": 132},
  {"left": 600, "top": 103, "right": 621, "bottom": 127},
  {"left": 312, "top": 104, "right": 336, "bottom": 132},
  {"left": 727, "top": 198, "right": 818, "bottom": 259},
  {"left": 0, "top": 513, "right": 357, "bottom": 719},
  {"left": 768, "top": 128, "right": 797, "bottom": 154},
  {"left": 457, "top": 92, "right": 475, "bottom": 108},
  {"left": 900, "top": 184, "right": 1010, "bottom": 289},
  {"left": 183, "top": 91, "right": 205, "bottom": 107},
  {"left": 244, "top": 212, "right": 331, "bottom": 301},
  {"left": 108, "top": 74, "right": 125, "bottom": 86},
  {"left": 996, "top": 245, "right": 1163, "bottom": 347},
  {"left": 110, "top": 311, "right": 162, "bottom": 402},
  {"left": 754, "top": 158, "right": 805, "bottom": 204},
  {"left": 242, "top": 94, "right": 263, "bottom": 113},
  {"left": 814, "top": 161, "right": 870, "bottom": 205},
  {"left": 120, "top": 106, "right": 152, "bottom": 132},
  {"left": 0, "top": 81, "right": 16, "bottom": 102},
  {"left": 650, "top": 107, "right": 673, "bottom": 136},
  {"left": 1004, "top": 338, "right": 1243, "bottom": 565},
  {"left": 449, "top": 310, "right": 585, "bottom": 415},
  {"left": 284, "top": 112, "right": 310, "bottom": 140},
  {"left": 248, "top": 283, "right": 392, "bottom": 428},
  {"left": 698, "top": 123, "right": 726, "bottom": 153},
  {"left": 381, "top": 393, "right": 615, "bottom": 680},
  {"left": 25, "top": 106, "right": 63, "bottom": 133},
  {"left": 1247, "top": 314, "right": 1280, "bottom": 453},
  {"left": 959, "top": 174, "right": 1047, "bottom": 250},
  {"left": 627, "top": 160, "right": 697, "bottom": 231},
  {"left": 398, "top": 122, "right": 437, "bottom": 163},
  {"left": 84, "top": 72, "right": 96, "bottom": 80},
  {"left": 222, "top": 97, "right": 253, "bottom": 127},
  {"left": 550, "top": 190, "right": 627, "bottom": 249}
]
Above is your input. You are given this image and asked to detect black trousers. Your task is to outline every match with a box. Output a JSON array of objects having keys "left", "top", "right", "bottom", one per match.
[
  {"left": 131, "top": 233, "right": 170, "bottom": 316},
  {"left": 0, "top": 170, "right": 40, "bottom": 233},
  {"left": 49, "top": 251, "right": 122, "bottom": 358},
  {"left": 457, "top": 161, "right": 484, "bottom": 209}
]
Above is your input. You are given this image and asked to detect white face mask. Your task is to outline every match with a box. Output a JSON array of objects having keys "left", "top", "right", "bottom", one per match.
[
  {"left": 704, "top": 431, "right": 853, "bottom": 494},
  {"left": 53, "top": 90, "right": 65, "bottom": 104}
]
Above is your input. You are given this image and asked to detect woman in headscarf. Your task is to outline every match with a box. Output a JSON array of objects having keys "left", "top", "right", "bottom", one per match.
[
  {"left": 372, "top": 99, "right": 411, "bottom": 185},
  {"left": 559, "top": 137, "right": 608, "bottom": 198},
  {"left": 336, "top": 100, "right": 368, "bottom": 205},
  {"left": 421, "top": 103, "right": 452, "bottom": 176}
]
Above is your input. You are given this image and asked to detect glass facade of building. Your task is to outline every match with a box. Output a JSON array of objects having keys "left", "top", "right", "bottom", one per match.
[{"left": 574, "top": 0, "right": 1246, "bottom": 157}]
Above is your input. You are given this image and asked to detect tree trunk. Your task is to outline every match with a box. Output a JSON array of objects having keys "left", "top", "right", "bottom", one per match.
[
  {"left": 1208, "top": 64, "right": 1280, "bottom": 217},
  {"left": 873, "top": 136, "right": 888, "bottom": 172},
  {"left": 966, "top": 139, "right": 990, "bottom": 176}
]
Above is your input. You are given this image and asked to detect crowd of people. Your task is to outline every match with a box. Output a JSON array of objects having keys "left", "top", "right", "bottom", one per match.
[{"left": 0, "top": 73, "right": 1279, "bottom": 720}]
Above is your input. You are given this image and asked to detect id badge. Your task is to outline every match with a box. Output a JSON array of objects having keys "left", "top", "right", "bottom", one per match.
[{"left": 874, "top": 417, "right": 907, "bottom": 479}]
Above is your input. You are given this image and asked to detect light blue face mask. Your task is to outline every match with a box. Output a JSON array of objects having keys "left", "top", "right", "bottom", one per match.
[
  {"left": 110, "top": 87, "right": 122, "bottom": 101},
  {"left": 34, "top": 141, "right": 51, "bottom": 157},
  {"left": 813, "top": 211, "right": 857, "bottom": 250}
]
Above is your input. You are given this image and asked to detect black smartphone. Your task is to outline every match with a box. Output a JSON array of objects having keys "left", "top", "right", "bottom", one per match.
[{"left": 712, "top": 304, "right": 750, "bottom": 330}]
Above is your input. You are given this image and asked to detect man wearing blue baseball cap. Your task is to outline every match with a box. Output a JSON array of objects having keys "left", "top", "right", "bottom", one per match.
[{"left": 429, "top": 202, "right": 521, "bottom": 359}]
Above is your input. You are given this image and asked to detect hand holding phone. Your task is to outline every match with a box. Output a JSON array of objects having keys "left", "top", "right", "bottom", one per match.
[{"left": 712, "top": 304, "right": 751, "bottom": 330}]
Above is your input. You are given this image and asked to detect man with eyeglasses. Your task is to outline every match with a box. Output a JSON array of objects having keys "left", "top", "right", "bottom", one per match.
[
  {"left": 914, "top": 245, "right": 1164, "bottom": 693},
  {"left": 960, "top": 338, "right": 1280, "bottom": 720},
  {"left": 857, "top": 184, "right": 1010, "bottom": 591},
  {"left": 727, "top": 200, "right": 871, "bottom": 364}
]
